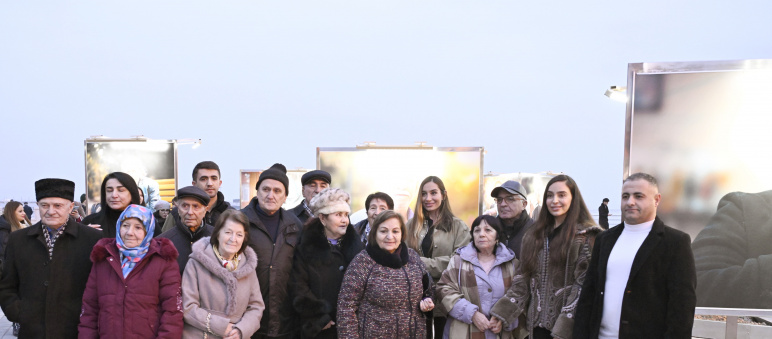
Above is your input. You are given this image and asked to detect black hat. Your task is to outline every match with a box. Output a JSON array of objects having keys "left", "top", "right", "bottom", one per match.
[
  {"left": 301, "top": 170, "right": 331, "bottom": 186},
  {"left": 35, "top": 178, "right": 76, "bottom": 202},
  {"left": 256, "top": 163, "right": 289, "bottom": 194},
  {"left": 603, "top": 198, "right": 610, "bottom": 202},
  {"left": 176, "top": 186, "right": 211, "bottom": 206},
  {"left": 491, "top": 180, "right": 527, "bottom": 200}
]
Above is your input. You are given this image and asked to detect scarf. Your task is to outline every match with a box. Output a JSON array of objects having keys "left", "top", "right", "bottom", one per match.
[
  {"left": 42, "top": 222, "right": 67, "bottom": 260},
  {"left": 213, "top": 244, "right": 240, "bottom": 272},
  {"left": 116, "top": 204, "right": 156, "bottom": 278}
]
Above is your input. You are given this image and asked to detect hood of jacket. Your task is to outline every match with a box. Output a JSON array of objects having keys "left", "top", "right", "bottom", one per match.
[
  {"left": 213, "top": 191, "right": 232, "bottom": 213},
  {"left": 188, "top": 237, "right": 258, "bottom": 315},
  {"left": 457, "top": 241, "right": 515, "bottom": 268},
  {"left": 90, "top": 237, "right": 178, "bottom": 263},
  {"left": 299, "top": 218, "right": 363, "bottom": 265}
]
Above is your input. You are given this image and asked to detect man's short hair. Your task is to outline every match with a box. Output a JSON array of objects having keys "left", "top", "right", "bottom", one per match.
[
  {"left": 624, "top": 172, "right": 659, "bottom": 188},
  {"left": 603, "top": 198, "right": 610, "bottom": 202},
  {"left": 192, "top": 161, "right": 221, "bottom": 181},
  {"left": 365, "top": 192, "right": 394, "bottom": 210}
]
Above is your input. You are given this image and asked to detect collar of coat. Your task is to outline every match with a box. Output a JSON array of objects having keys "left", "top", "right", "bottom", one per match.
[
  {"left": 90, "top": 237, "right": 178, "bottom": 263},
  {"left": 26, "top": 218, "right": 81, "bottom": 238},
  {"left": 242, "top": 197, "right": 300, "bottom": 235},
  {"left": 366, "top": 242, "right": 409, "bottom": 269},
  {"left": 299, "top": 218, "right": 364, "bottom": 264},
  {"left": 457, "top": 242, "right": 515, "bottom": 268},
  {"left": 212, "top": 191, "right": 232, "bottom": 213},
  {"left": 188, "top": 237, "right": 259, "bottom": 316}
]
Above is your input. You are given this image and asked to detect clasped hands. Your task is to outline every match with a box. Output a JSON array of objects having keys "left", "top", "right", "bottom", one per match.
[{"left": 472, "top": 311, "right": 503, "bottom": 333}]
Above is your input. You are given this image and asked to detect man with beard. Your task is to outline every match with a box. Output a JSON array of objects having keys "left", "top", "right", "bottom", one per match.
[{"left": 491, "top": 180, "right": 534, "bottom": 259}]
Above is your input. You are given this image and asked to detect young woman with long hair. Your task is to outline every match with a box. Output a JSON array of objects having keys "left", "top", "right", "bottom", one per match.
[
  {"left": 489, "top": 174, "right": 603, "bottom": 339},
  {"left": 405, "top": 176, "right": 471, "bottom": 339},
  {"left": 0, "top": 201, "right": 32, "bottom": 257}
]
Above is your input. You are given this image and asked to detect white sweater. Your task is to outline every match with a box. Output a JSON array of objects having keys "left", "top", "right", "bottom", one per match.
[{"left": 598, "top": 220, "right": 653, "bottom": 339}]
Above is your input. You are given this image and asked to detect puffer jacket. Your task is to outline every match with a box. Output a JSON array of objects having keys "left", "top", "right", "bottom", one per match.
[
  {"left": 490, "top": 224, "right": 603, "bottom": 339},
  {"left": 78, "top": 237, "right": 183, "bottom": 339}
]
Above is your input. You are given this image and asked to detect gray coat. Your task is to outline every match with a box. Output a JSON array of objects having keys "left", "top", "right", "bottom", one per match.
[{"left": 182, "top": 237, "right": 265, "bottom": 338}]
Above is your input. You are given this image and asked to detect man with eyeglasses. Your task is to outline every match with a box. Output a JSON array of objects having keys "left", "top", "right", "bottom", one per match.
[
  {"left": 491, "top": 180, "right": 534, "bottom": 258},
  {"left": 158, "top": 186, "right": 213, "bottom": 275},
  {"left": 0, "top": 178, "right": 102, "bottom": 338},
  {"left": 291, "top": 170, "right": 331, "bottom": 225},
  {"left": 162, "top": 161, "right": 234, "bottom": 233}
]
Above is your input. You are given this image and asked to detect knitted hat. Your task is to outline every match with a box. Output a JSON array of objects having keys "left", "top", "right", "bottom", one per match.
[
  {"left": 256, "top": 163, "right": 289, "bottom": 194},
  {"left": 176, "top": 186, "right": 211, "bottom": 206},
  {"left": 35, "top": 178, "right": 75, "bottom": 202},
  {"left": 301, "top": 170, "right": 331, "bottom": 186},
  {"left": 310, "top": 188, "right": 351, "bottom": 215},
  {"left": 154, "top": 200, "right": 171, "bottom": 211}
]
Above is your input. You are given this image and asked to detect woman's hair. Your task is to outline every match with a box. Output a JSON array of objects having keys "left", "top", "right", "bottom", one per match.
[
  {"left": 3, "top": 201, "right": 30, "bottom": 232},
  {"left": 470, "top": 215, "right": 503, "bottom": 254},
  {"left": 519, "top": 174, "right": 595, "bottom": 276},
  {"left": 367, "top": 210, "right": 406, "bottom": 247},
  {"left": 99, "top": 172, "right": 141, "bottom": 211},
  {"left": 137, "top": 188, "right": 145, "bottom": 206},
  {"left": 210, "top": 209, "right": 251, "bottom": 256},
  {"left": 405, "top": 176, "right": 456, "bottom": 251}
]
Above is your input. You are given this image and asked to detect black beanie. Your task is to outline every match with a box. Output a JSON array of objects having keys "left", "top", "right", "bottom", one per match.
[
  {"left": 35, "top": 178, "right": 76, "bottom": 202},
  {"left": 256, "top": 163, "right": 289, "bottom": 194}
]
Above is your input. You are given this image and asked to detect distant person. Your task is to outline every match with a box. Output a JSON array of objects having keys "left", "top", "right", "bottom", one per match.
[
  {"left": 158, "top": 186, "right": 214, "bottom": 275},
  {"left": 138, "top": 188, "right": 146, "bottom": 206},
  {"left": 153, "top": 200, "right": 171, "bottom": 237},
  {"left": 163, "top": 161, "right": 233, "bottom": 232},
  {"left": 240, "top": 163, "right": 303, "bottom": 338},
  {"left": 79, "top": 204, "right": 183, "bottom": 338},
  {"left": 70, "top": 201, "right": 86, "bottom": 223},
  {"left": 574, "top": 173, "right": 696, "bottom": 338},
  {"left": 691, "top": 190, "right": 772, "bottom": 308},
  {"left": 22, "top": 202, "right": 32, "bottom": 221},
  {"left": 80, "top": 194, "right": 88, "bottom": 216},
  {"left": 352, "top": 192, "right": 394, "bottom": 245},
  {"left": 491, "top": 180, "right": 534, "bottom": 258},
  {"left": 598, "top": 198, "right": 611, "bottom": 229},
  {"left": 0, "top": 178, "right": 102, "bottom": 338},
  {"left": 82, "top": 172, "right": 141, "bottom": 238},
  {"left": 406, "top": 176, "right": 471, "bottom": 338},
  {"left": 292, "top": 170, "right": 331, "bottom": 225},
  {"left": 1, "top": 201, "right": 32, "bottom": 265}
]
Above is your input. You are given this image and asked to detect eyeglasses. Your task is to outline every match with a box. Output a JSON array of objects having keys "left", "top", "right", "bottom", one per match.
[
  {"left": 158, "top": 209, "right": 170, "bottom": 212},
  {"left": 494, "top": 196, "right": 522, "bottom": 205}
]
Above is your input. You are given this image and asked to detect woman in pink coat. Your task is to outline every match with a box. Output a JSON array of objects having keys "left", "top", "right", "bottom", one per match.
[{"left": 79, "top": 204, "right": 183, "bottom": 338}]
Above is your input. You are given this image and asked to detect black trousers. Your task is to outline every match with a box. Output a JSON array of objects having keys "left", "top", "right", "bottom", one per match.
[
  {"left": 532, "top": 327, "right": 553, "bottom": 339},
  {"left": 426, "top": 316, "right": 447, "bottom": 339}
]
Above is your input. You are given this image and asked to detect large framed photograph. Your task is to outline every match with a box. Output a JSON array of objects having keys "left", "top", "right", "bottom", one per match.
[
  {"left": 318, "top": 146, "right": 484, "bottom": 226},
  {"left": 624, "top": 59, "right": 772, "bottom": 311},
  {"left": 84, "top": 139, "right": 177, "bottom": 211},
  {"left": 239, "top": 169, "right": 309, "bottom": 209}
]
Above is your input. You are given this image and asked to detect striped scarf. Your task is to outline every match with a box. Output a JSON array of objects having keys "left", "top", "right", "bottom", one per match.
[{"left": 42, "top": 223, "right": 67, "bottom": 260}]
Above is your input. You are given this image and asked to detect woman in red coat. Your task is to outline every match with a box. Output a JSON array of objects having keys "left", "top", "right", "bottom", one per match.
[{"left": 79, "top": 204, "right": 183, "bottom": 339}]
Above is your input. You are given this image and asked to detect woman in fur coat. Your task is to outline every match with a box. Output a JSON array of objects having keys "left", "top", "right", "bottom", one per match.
[
  {"left": 79, "top": 204, "right": 183, "bottom": 339},
  {"left": 181, "top": 209, "right": 264, "bottom": 339},
  {"left": 291, "top": 188, "right": 365, "bottom": 339}
]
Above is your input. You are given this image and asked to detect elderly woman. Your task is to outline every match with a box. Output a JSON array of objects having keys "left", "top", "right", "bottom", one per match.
[
  {"left": 291, "top": 188, "right": 364, "bottom": 339},
  {"left": 182, "top": 209, "right": 265, "bottom": 339},
  {"left": 337, "top": 210, "right": 435, "bottom": 339},
  {"left": 79, "top": 204, "right": 183, "bottom": 338},
  {"left": 436, "top": 215, "right": 520, "bottom": 339}
]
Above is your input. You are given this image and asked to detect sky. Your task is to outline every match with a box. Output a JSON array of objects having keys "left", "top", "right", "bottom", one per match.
[{"left": 1, "top": 1, "right": 771, "bottom": 212}]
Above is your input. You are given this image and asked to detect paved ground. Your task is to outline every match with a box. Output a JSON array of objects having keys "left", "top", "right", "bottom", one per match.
[{"left": 0, "top": 310, "right": 13, "bottom": 338}]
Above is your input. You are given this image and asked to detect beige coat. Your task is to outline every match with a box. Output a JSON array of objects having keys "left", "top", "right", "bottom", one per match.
[
  {"left": 410, "top": 216, "right": 472, "bottom": 280},
  {"left": 181, "top": 238, "right": 265, "bottom": 338}
]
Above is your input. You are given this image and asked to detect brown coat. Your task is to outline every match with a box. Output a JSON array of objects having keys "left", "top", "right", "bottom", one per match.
[
  {"left": 410, "top": 216, "right": 471, "bottom": 280},
  {"left": 181, "top": 237, "right": 265, "bottom": 338}
]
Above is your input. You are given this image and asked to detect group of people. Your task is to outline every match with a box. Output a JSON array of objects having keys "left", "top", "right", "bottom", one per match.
[{"left": 0, "top": 160, "right": 698, "bottom": 339}]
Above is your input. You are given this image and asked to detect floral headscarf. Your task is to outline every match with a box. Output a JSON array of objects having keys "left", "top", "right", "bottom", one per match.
[{"left": 115, "top": 204, "right": 156, "bottom": 277}]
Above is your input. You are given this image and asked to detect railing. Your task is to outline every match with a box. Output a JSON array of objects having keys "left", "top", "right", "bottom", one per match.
[{"left": 693, "top": 308, "right": 772, "bottom": 339}]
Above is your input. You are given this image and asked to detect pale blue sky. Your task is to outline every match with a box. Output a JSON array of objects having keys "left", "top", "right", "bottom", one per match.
[{"left": 2, "top": 1, "right": 770, "bottom": 210}]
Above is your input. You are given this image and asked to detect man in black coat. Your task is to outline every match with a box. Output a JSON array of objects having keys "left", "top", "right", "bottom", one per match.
[
  {"left": 158, "top": 186, "right": 213, "bottom": 275},
  {"left": 162, "top": 161, "right": 233, "bottom": 232},
  {"left": 574, "top": 173, "right": 696, "bottom": 339},
  {"left": 491, "top": 180, "right": 534, "bottom": 259},
  {"left": 0, "top": 178, "right": 103, "bottom": 339},
  {"left": 291, "top": 170, "right": 331, "bottom": 225},
  {"left": 598, "top": 197, "right": 610, "bottom": 229},
  {"left": 22, "top": 202, "right": 33, "bottom": 220}
]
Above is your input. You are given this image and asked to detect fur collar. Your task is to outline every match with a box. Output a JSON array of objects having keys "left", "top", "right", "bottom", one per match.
[
  {"left": 90, "top": 237, "right": 178, "bottom": 263},
  {"left": 366, "top": 242, "right": 409, "bottom": 269},
  {"left": 576, "top": 224, "right": 604, "bottom": 236},
  {"left": 188, "top": 237, "right": 258, "bottom": 316},
  {"left": 299, "top": 218, "right": 364, "bottom": 264}
]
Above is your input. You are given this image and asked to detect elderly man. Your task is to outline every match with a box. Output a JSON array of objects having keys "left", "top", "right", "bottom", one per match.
[
  {"left": 163, "top": 161, "right": 233, "bottom": 232},
  {"left": 158, "top": 186, "right": 213, "bottom": 275},
  {"left": 352, "top": 192, "right": 394, "bottom": 244},
  {"left": 291, "top": 170, "right": 331, "bottom": 224},
  {"left": 0, "top": 178, "right": 102, "bottom": 339},
  {"left": 491, "top": 180, "right": 534, "bottom": 258},
  {"left": 242, "top": 163, "right": 303, "bottom": 339},
  {"left": 574, "top": 173, "right": 696, "bottom": 339}
]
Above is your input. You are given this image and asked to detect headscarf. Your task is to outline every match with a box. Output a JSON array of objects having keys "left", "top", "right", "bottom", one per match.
[{"left": 116, "top": 204, "right": 156, "bottom": 277}]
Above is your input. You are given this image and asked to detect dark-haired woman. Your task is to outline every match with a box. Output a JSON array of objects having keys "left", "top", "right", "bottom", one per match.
[
  {"left": 406, "top": 176, "right": 471, "bottom": 338},
  {"left": 490, "top": 175, "right": 602, "bottom": 339},
  {"left": 337, "top": 210, "right": 435, "bottom": 339},
  {"left": 436, "top": 215, "right": 520, "bottom": 339},
  {"left": 291, "top": 188, "right": 364, "bottom": 338},
  {"left": 79, "top": 204, "right": 183, "bottom": 338},
  {"left": 182, "top": 209, "right": 264, "bottom": 338},
  {"left": 0, "top": 201, "right": 31, "bottom": 258},
  {"left": 82, "top": 172, "right": 141, "bottom": 238}
]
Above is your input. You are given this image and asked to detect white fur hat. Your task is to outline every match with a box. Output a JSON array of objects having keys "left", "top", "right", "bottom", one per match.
[{"left": 310, "top": 188, "right": 351, "bottom": 215}]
